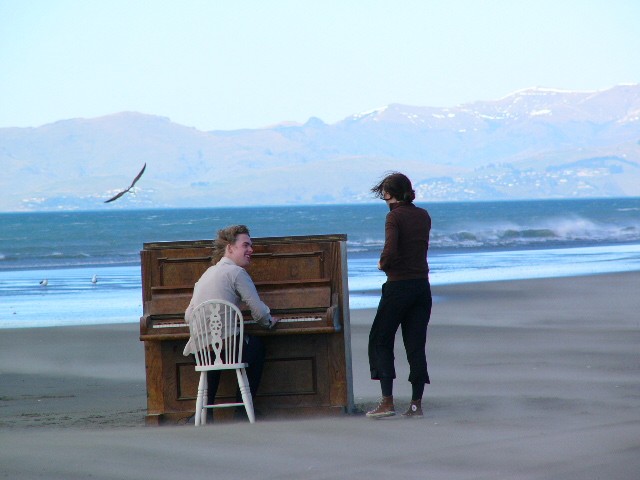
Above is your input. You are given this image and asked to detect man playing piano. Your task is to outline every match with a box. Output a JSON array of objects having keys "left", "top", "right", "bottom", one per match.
[{"left": 182, "top": 225, "right": 279, "bottom": 420}]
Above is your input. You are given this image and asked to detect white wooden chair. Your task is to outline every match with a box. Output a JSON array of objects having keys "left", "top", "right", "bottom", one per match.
[{"left": 187, "top": 299, "right": 255, "bottom": 425}]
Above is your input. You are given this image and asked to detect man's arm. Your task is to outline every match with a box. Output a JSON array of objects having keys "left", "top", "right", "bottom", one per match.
[{"left": 235, "top": 269, "right": 277, "bottom": 328}]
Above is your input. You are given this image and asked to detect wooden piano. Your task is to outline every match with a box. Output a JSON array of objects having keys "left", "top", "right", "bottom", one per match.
[{"left": 139, "top": 234, "right": 354, "bottom": 425}]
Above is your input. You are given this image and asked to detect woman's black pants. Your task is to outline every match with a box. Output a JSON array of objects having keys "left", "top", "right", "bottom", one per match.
[{"left": 368, "top": 278, "right": 432, "bottom": 386}]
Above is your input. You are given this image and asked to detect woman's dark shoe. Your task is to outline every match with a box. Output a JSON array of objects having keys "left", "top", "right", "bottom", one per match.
[{"left": 402, "top": 400, "right": 423, "bottom": 418}]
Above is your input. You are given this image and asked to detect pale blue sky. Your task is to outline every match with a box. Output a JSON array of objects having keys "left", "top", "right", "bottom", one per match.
[{"left": 1, "top": 0, "right": 639, "bottom": 131}]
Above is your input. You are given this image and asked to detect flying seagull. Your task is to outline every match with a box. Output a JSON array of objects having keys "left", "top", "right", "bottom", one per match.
[
  {"left": 104, "top": 163, "right": 146, "bottom": 203},
  {"left": 91, "top": 274, "right": 98, "bottom": 284},
  {"left": 39, "top": 279, "right": 48, "bottom": 286}
]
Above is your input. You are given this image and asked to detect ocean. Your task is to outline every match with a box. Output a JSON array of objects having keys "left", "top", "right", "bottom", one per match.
[{"left": 1, "top": 198, "right": 639, "bottom": 328}]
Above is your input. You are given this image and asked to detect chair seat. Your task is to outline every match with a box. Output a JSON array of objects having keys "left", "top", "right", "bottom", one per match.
[{"left": 195, "top": 362, "right": 248, "bottom": 372}]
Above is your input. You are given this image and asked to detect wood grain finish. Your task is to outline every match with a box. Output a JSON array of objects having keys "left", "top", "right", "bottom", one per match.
[{"left": 139, "top": 234, "right": 354, "bottom": 424}]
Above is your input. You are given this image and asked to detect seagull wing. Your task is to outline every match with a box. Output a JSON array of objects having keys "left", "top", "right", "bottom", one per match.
[
  {"left": 104, "top": 189, "right": 129, "bottom": 203},
  {"left": 128, "top": 163, "right": 146, "bottom": 189},
  {"left": 104, "top": 163, "right": 147, "bottom": 203}
]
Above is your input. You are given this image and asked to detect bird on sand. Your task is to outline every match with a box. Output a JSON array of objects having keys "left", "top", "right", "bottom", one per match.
[
  {"left": 91, "top": 274, "right": 98, "bottom": 284},
  {"left": 39, "top": 279, "right": 48, "bottom": 286},
  {"left": 104, "top": 163, "right": 146, "bottom": 203}
]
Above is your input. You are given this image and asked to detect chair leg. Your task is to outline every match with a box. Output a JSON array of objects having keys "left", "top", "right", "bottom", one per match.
[
  {"left": 201, "top": 373, "right": 209, "bottom": 425},
  {"left": 195, "top": 372, "right": 206, "bottom": 426},
  {"left": 237, "top": 368, "right": 256, "bottom": 423}
]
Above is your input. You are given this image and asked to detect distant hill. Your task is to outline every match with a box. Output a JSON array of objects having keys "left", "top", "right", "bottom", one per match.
[{"left": 1, "top": 84, "right": 639, "bottom": 212}]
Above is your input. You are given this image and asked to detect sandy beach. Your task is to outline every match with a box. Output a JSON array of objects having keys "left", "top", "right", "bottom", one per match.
[{"left": 1, "top": 272, "right": 639, "bottom": 479}]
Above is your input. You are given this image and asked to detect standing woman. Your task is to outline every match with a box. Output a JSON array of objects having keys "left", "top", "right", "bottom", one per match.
[{"left": 367, "top": 172, "right": 432, "bottom": 418}]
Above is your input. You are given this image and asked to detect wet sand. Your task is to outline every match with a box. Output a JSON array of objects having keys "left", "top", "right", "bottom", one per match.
[{"left": 1, "top": 272, "right": 639, "bottom": 479}]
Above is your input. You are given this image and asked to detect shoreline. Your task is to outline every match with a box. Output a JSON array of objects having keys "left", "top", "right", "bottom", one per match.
[
  {"left": 1, "top": 271, "right": 639, "bottom": 479},
  {"left": 4, "top": 267, "right": 640, "bottom": 330}
]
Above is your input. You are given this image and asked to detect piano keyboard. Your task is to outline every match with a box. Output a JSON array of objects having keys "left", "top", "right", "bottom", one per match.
[
  {"left": 153, "top": 316, "right": 324, "bottom": 328},
  {"left": 152, "top": 321, "right": 186, "bottom": 328},
  {"left": 247, "top": 316, "right": 323, "bottom": 324}
]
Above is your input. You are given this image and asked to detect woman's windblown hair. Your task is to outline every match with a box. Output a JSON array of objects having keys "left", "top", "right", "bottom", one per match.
[{"left": 371, "top": 172, "right": 416, "bottom": 203}]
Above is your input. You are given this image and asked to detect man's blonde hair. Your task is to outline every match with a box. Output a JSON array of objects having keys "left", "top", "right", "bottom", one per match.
[{"left": 211, "top": 225, "right": 250, "bottom": 264}]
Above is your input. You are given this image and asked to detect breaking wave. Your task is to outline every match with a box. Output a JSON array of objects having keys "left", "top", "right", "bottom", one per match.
[
  {"left": 430, "top": 216, "right": 640, "bottom": 249},
  {"left": 347, "top": 215, "right": 640, "bottom": 254}
]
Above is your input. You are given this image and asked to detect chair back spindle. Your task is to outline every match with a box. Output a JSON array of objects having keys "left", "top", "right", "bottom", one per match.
[{"left": 189, "top": 300, "right": 244, "bottom": 369}]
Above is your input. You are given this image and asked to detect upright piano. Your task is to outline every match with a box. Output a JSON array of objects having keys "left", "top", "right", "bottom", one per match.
[{"left": 139, "top": 234, "right": 354, "bottom": 425}]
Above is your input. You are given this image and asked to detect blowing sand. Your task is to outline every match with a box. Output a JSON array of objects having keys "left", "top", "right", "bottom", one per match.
[{"left": 1, "top": 272, "right": 639, "bottom": 479}]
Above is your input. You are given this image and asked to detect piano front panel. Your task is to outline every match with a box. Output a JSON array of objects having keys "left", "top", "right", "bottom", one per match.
[
  {"left": 145, "top": 289, "right": 191, "bottom": 317},
  {"left": 259, "top": 357, "right": 317, "bottom": 396},
  {"left": 248, "top": 251, "right": 325, "bottom": 282},
  {"left": 252, "top": 282, "right": 331, "bottom": 310},
  {"left": 158, "top": 255, "right": 211, "bottom": 286}
]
